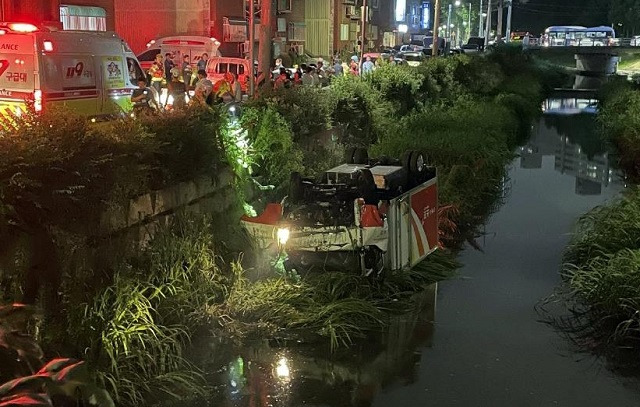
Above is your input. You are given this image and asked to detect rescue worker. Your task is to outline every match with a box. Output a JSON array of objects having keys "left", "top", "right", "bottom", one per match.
[
  {"left": 213, "top": 72, "right": 233, "bottom": 103},
  {"left": 147, "top": 54, "right": 165, "bottom": 106},
  {"left": 168, "top": 68, "right": 187, "bottom": 110},
  {"left": 131, "top": 77, "right": 156, "bottom": 114},
  {"left": 228, "top": 72, "right": 242, "bottom": 103},
  {"left": 182, "top": 55, "right": 193, "bottom": 89},
  {"left": 194, "top": 69, "right": 213, "bottom": 105},
  {"left": 164, "top": 52, "right": 175, "bottom": 84},
  {"left": 197, "top": 52, "right": 209, "bottom": 72}
]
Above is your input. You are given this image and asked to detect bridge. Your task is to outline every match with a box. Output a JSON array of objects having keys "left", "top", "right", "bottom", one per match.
[{"left": 524, "top": 39, "right": 640, "bottom": 76}]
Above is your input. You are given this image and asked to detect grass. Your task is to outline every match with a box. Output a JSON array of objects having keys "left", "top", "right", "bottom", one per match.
[
  {"left": 213, "top": 249, "right": 459, "bottom": 351},
  {"left": 560, "top": 188, "right": 640, "bottom": 372}
]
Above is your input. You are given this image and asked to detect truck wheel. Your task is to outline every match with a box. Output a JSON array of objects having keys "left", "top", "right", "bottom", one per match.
[
  {"left": 402, "top": 150, "right": 413, "bottom": 172},
  {"left": 289, "top": 172, "right": 304, "bottom": 203},
  {"left": 352, "top": 148, "right": 369, "bottom": 165},
  {"left": 345, "top": 147, "right": 357, "bottom": 164},
  {"left": 357, "top": 169, "right": 377, "bottom": 205},
  {"left": 410, "top": 151, "right": 426, "bottom": 174}
]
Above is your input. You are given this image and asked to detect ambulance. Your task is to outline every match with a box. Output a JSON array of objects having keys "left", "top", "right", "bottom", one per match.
[
  {"left": 0, "top": 22, "right": 144, "bottom": 118},
  {"left": 137, "top": 36, "right": 222, "bottom": 72}
]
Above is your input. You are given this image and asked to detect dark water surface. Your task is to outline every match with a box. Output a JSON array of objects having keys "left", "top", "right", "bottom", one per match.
[{"left": 212, "top": 107, "right": 639, "bottom": 406}]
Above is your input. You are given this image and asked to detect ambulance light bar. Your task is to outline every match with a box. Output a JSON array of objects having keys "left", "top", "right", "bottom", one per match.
[{"left": 6, "top": 23, "right": 39, "bottom": 33}]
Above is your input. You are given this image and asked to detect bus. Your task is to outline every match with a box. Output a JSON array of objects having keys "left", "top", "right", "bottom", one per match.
[{"left": 542, "top": 26, "right": 616, "bottom": 47}]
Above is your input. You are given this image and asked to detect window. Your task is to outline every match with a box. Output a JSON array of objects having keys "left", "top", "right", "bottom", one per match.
[
  {"left": 60, "top": 5, "right": 106, "bottom": 31},
  {"left": 229, "top": 64, "right": 239, "bottom": 76},
  {"left": 340, "top": 24, "right": 350, "bottom": 41},
  {"left": 217, "top": 63, "right": 228, "bottom": 74},
  {"left": 350, "top": 23, "right": 359, "bottom": 42},
  {"left": 127, "top": 57, "right": 144, "bottom": 84},
  {"left": 277, "top": 0, "right": 292, "bottom": 12},
  {"left": 288, "top": 22, "right": 306, "bottom": 42},
  {"left": 238, "top": 64, "right": 245, "bottom": 75},
  {"left": 369, "top": 25, "right": 378, "bottom": 40},
  {"left": 138, "top": 49, "right": 160, "bottom": 62},
  {"left": 223, "top": 17, "right": 248, "bottom": 42}
]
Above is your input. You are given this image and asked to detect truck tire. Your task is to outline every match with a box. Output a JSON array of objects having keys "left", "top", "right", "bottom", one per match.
[
  {"left": 357, "top": 169, "right": 377, "bottom": 205},
  {"left": 345, "top": 147, "right": 357, "bottom": 164},
  {"left": 289, "top": 172, "right": 304, "bottom": 203},
  {"left": 402, "top": 150, "right": 413, "bottom": 172},
  {"left": 352, "top": 148, "right": 369, "bottom": 165},
  {"left": 410, "top": 151, "right": 426, "bottom": 174}
]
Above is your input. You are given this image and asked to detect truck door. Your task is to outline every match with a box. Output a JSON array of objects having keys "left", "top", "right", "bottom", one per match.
[
  {"left": 99, "top": 55, "right": 129, "bottom": 114},
  {"left": 0, "top": 33, "right": 37, "bottom": 117}
]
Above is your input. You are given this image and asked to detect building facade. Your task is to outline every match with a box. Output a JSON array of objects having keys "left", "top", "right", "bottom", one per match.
[{"left": 1, "top": 0, "right": 398, "bottom": 59}]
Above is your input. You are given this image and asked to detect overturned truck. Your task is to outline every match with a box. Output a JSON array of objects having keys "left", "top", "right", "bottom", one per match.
[{"left": 241, "top": 149, "right": 439, "bottom": 276}]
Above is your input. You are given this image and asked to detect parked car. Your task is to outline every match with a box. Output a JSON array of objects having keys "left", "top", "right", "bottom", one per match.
[
  {"left": 206, "top": 57, "right": 265, "bottom": 92},
  {"left": 241, "top": 149, "right": 439, "bottom": 276},
  {"left": 462, "top": 36, "right": 486, "bottom": 54},
  {"left": 400, "top": 51, "right": 426, "bottom": 67}
]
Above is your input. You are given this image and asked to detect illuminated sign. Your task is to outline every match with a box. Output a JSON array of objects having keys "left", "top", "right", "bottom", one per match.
[
  {"left": 422, "top": 2, "right": 431, "bottom": 29},
  {"left": 395, "top": 0, "right": 406, "bottom": 22}
]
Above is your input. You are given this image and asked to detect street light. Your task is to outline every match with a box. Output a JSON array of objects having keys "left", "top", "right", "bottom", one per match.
[{"left": 455, "top": 0, "right": 461, "bottom": 6}]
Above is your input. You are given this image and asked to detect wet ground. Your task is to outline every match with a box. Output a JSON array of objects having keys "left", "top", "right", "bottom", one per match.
[{"left": 211, "top": 100, "right": 640, "bottom": 406}]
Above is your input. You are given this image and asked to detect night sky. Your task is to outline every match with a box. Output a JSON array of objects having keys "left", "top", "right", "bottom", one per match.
[{"left": 510, "top": 0, "right": 611, "bottom": 35}]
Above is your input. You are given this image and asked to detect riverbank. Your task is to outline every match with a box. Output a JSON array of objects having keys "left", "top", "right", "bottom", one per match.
[
  {"left": 555, "top": 79, "right": 640, "bottom": 373},
  {"left": 0, "top": 46, "right": 568, "bottom": 406}
]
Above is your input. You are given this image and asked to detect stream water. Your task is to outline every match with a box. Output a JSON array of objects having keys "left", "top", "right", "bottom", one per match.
[{"left": 205, "top": 95, "right": 640, "bottom": 406}]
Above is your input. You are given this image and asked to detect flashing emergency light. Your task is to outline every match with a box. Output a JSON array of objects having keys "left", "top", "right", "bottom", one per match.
[
  {"left": 43, "top": 41, "right": 53, "bottom": 51},
  {"left": 0, "top": 30, "right": 6, "bottom": 35},
  {"left": 8, "top": 23, "right": 38, "bottom": 33},
  {"left": 33, "top": 90, "right": 42, "bottom": 112}
]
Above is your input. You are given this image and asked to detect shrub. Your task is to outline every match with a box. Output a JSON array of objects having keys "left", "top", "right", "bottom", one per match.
[
  {"left": 241, "top": 106, "right": 304, "bottom": 187},
  {"left": 365, "top": 64, "right": 424, "bottom": 114},
  {"left": 330, "top": 75, "right": 394, "bottom": 147},
  {"left": 598, "top": 87, "right": 640, "bottom": 180}
]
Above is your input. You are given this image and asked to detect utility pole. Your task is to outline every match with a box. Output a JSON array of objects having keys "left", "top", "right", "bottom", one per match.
[
  {"left": 468, "top": 2, "right": 472, "bottom": 42},
  {"left": 432, "top": 0, "right": 441, "bottom": 56},
  {"left": 506, "top": 0, "right": 512, "bottom": 42},
  {"left": 447, "top": 3, "right": 452, "bottom": 42},
  {"left": 478, "top": 0, "right": 483, "bottom": 37},
  {"left": 497, "top": 0, "right": 503, "bottom": 40},
  {"left": 248, "top": 0, "right": 255, "bottom": 97},
  {"left": 484, "top": 0, "right": 492, "bottom": 45},
  {"left": 360, "top": 0, "right": 367, "bottom": 64},
  {"left": 258, "top": 0, "right": 272, "bottom": 86}
]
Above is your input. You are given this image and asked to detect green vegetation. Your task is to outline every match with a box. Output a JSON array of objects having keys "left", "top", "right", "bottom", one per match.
[
  {"left": 557, "top": 77, "right": 640, "bottom": 371},
  {"left": 598, "top": 79, "right": 640, "bottom": 181},
  {"left": 0, "top": 45, "right": 563, "bottom": 405},
  {"left": 561, "top": 189, "right": 640, "bottom": 370}
]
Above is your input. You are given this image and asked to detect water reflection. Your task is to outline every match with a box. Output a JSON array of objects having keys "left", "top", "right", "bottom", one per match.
[
  {"left": 520, "top": 99, "right": 621, "bottom": 196},
  {"left": 217, "top": 284, "right": 437, "bottom": 407}
]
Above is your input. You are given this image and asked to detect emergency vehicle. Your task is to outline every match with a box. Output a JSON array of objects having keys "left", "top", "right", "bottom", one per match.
[
  {"left": 0, "top": 22, "right": 143, "bottom": 118},
  {"left": 137, "top": 36, "right": 222, "bottom": 72},
  {"left": 241, "top": 149, "right": 439, "bottom": 276}
]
